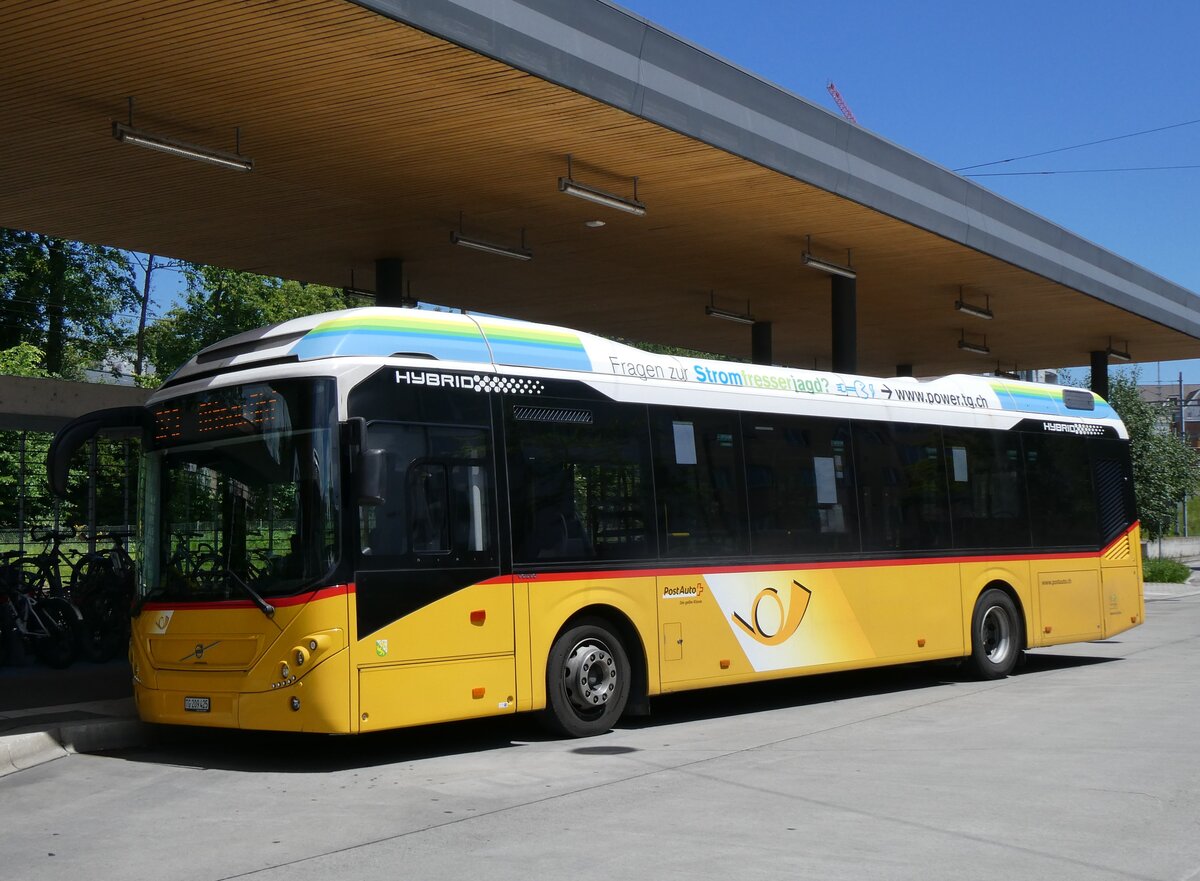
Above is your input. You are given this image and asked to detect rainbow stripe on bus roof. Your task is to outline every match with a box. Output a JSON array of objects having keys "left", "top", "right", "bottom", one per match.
[
  {"left": 472, "top": 315, "right": 592, "bottom": 371},
  {"left": 989, "top": 380, "right": 1118, "bottom": 419},
  {"left": 289, "top": 310, "right": 593, "bottom": 372}
]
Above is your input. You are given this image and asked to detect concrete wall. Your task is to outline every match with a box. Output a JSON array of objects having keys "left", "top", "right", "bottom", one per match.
[
  {"left": 1145, "top": 536, "right": 1200, "bottom": 559},
  {"left": 0, "top": 376, "right": 151, "bottom": 433}
]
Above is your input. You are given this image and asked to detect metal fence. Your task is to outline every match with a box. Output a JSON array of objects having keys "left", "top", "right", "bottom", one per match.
[{"left": 0, "top": 430, "right": 139, "bottom": 566}]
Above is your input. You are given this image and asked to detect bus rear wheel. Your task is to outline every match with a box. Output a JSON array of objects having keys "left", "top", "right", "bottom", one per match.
[
  {"left": 543, "top": 619, "right": 630, "bottom": 738},
  {"left": 969, "top": 588, "right": 1022, "bottom": 679}
]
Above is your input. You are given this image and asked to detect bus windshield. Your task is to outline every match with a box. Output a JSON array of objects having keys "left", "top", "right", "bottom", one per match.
[{"left": 139, "top": 378, "right": 339, "bottom": 602}]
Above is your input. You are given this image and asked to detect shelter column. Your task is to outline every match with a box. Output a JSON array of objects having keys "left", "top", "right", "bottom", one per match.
[
  {"left": 831, "top": 276, "right": 857, "bottom": 374},
  {"left": 1090, "top": 350, "right": 1109, "bottom": 399},
  {"left": 752, "top": 321, "right": 772, "bottom": 366},
  {"left": 375, "top": 258, "right": 408, "bottom": 307}
]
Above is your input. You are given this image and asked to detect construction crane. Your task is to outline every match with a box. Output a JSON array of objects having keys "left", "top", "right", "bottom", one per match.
[{"left": 826, "top": 81, "right": 858, "bottom": 124}]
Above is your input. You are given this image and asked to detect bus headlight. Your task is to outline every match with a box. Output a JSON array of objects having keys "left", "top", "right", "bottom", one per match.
[{"left": 280, "top": 662, "right": 290, "bottom": 679}]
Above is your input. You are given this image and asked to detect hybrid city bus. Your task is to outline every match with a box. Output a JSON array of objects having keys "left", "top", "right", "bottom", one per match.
[{"left": 49, "top": 308, "right": 1143, "bottom": 737}]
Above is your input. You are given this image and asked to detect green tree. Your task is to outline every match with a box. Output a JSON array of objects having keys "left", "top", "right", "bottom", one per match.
[
  {"left": 0, "top": 228, "right": 137, "bottom": 378},
  {"left": 1105, "top": 372, "right": 1200, "bottom": 539},
  {"left": 0, "top": 342, "right": 50, "bottom": 377},
  {"left": 144, "top": 266, "right": 355, "bottom": 379}
]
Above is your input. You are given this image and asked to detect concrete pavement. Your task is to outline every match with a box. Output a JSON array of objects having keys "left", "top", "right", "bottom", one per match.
[{"left": 1, "top": 585, "right": 1197, "bottom": 880}]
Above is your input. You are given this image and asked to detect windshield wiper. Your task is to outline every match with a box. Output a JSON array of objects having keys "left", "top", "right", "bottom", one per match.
[{"left": 223, "top": 569, "right": 275, "bottom": 619}]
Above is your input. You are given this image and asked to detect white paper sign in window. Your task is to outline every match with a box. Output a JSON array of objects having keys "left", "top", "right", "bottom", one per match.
[
  {"left": 814, "top": 456, "right": 838, "bottom": 504},
  {"left": 672, "top": 421, "right": 697, "bottom": 465},
  {"left": 952, "top": 446, "right": 969, "bottom": 483}
]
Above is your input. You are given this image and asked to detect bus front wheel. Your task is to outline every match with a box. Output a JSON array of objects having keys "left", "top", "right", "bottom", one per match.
[
  {"left": 969, "top": 588, "right": 1022, "bottom": 679},
  {"left": 543, "top": 619, "right": 631, "bottom": 738}
]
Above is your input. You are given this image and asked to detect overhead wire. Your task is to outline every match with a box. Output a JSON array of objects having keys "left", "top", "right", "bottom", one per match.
[
  {"left": 953, "top": 117, "right": 1200, "bottom": 172},
  {"left": 966, "top": 163, "right": 1200, "bottom": 178}
]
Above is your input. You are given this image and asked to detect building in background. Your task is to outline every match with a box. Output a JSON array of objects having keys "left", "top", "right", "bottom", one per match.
[{"left": 1140, "top": 382, "right": 1200, "bottom": 448}]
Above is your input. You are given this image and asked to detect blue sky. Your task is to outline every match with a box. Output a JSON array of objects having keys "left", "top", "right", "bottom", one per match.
[
  {"left": 614, "top": 0, "right": 1200, "bottom": 383},
  {"left": 140, "top": 0, "right": 1200, "bottom": 383}
]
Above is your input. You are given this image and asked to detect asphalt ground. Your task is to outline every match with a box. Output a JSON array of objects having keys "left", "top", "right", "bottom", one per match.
[{"left": 1, "top": 582, "right": 1198, "bottom": 881}]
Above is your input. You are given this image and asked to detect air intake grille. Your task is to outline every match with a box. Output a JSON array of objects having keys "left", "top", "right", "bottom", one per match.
[
  {"left": 513, "top": 406, "right": 593, "bottom": 424},
  {"left": 1094, "top": 458, "right": 1132, "bottom": 545}
]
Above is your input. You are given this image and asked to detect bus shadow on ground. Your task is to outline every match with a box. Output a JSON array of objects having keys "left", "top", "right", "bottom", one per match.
[
  {"left": 103, "top": 653, "right": 1117, "bottom": 773},
  {"left": 109, "top": 714, "right": 534, "bottom": 773},
  {"left": 620, "top": 653, "right": 1114, "bottom": 731}
]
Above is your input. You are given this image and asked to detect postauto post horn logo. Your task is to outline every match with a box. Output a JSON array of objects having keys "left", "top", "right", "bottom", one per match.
[{"left": 732, "top": 580, "right": 813, "bottom": 646}]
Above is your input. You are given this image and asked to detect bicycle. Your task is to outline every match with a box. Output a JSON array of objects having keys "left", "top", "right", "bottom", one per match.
[
  {"left": 0, "top": 550, "right": 78, "bottom": 669},
  {"left": 19, "top": 526, "right": 85, "bottom": 599},
  {"left": 167, "top": 529, "right": 221, "bottom": 580},
  {"left": 71, "top": 531, "right": 136, "bottom": 662}
]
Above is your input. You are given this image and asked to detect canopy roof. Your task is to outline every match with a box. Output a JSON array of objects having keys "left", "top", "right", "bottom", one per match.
[{"left": 2, "top": 0, "right": 1197, "bottom": 375}]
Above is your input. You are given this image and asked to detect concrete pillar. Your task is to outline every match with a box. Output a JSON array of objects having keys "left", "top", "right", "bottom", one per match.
[
  {"left": 375, "top": 258, "right": 407, "bottom": 307},
  {"left": 1090, "top": 350, "right": 1109, "bottom": 399},
  {"left": 831, "top": 276, "right": 857, "bottom": 374},
  {"left": 751, "top": 321, "right": 773, "bottom": 366}
]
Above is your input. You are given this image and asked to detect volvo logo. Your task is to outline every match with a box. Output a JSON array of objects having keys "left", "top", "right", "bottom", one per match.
[{"left": 181, "top": 641, "right": 221, "bottom": 663}]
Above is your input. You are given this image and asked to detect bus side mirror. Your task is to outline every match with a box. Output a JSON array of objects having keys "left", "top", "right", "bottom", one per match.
[
  {"left": 48, "top": 406, "right": 148, "bottom": 498},
  {"left": 357, "top": 449, "right": 388, "bottom": 506}
]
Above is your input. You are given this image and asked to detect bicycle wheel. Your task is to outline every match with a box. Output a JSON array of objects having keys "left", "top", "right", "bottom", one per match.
[
  {"left": 20, "top": 556, "right": 60, "bottom": 599},
  {"left": 70, "top": 553, "right": 111, "bottom": 604},
  {"left": 77, "top": 584, "right": 128, "bottom": 662}
]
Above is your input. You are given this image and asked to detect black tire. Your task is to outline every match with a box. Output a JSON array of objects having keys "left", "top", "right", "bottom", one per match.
[
  {"left": 77, "top": 587, "right": 128, "bottom": 662},
  {"left": 70, "top": 554, "right": 111, "bottom": 602},
  {"left": 969, "top": 588, "right": 1022, "bottom": 679},
  {"left": 542, "top": 618, "right": 631, "bottom": 738},
  {"left": 32, "top": 598, "right": 77, "bottom": 669}
]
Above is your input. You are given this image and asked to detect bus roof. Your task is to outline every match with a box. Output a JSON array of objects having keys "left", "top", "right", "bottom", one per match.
[{"left": 168, "top": 307, "right": 1121, "bottom": 428}]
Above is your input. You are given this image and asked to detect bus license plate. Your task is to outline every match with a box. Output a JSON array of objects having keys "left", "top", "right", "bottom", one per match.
[{"left": 183, "top": 697, "right": 210, "bottom": 712}]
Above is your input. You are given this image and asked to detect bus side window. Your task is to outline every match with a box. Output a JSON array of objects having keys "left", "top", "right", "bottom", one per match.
[
  {"left": 742, "top": 415, "right": 858, "bottom": 556},
  {"left": 506, "top": 398, "right": 654, "bottom": 564},
  {"left": 650, "top": 407, "right": 748, "bottom": 558},
  {"left": 356, "top": 422, "right": 496, "bottom": 568},
  {"left": 943, "top": 428, "right": 1030, "bottom": 550},
  {"left": 409, "top": 463, "right": 449, "bottom": 552},
  {"left": 1023, "top": 433, "right": 1100, "bottom": 548},
  {"left": 853, "top": 421, "right": 951, "bottom": 552}
]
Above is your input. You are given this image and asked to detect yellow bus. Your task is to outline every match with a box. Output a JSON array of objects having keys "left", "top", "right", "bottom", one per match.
[{"left": 49, "top": 308, "right": 1143, "bottom": 737}]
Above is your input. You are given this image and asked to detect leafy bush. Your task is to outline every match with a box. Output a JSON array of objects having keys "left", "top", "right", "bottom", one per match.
[{"left": 1142, "top": 557, "right": 1192, "bottom": 584}]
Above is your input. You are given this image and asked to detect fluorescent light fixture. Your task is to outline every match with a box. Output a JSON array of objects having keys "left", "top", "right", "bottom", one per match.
[
  {"left": 558, "top": 155, "right": 646, "bottom": 216},
  {"left": 112, "top": 121, "right": 253, "bottom": 172},
  {"left": 955, "top": 292, "right": 993, "bottom": 320},
  {"left": 801, "top": 251, "right": 856, "bottom": 279},
  {"left": 451, "top": 231, "right": 532, "bottom": 261},
  {"left": 558, "top": 178, "right": 646, "bottom": 216},
  {"left": 958, "top": 330, "right": 991, "bottom": 356},
  {"left": 958, "top": 339, "right": 991, "bottom": 355},
  {"left": 1106, "top": 343, "right": 1132, "bottom": 362},
  {"left": 705, "top": 305, "right": 756, "bottom": 325}
]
